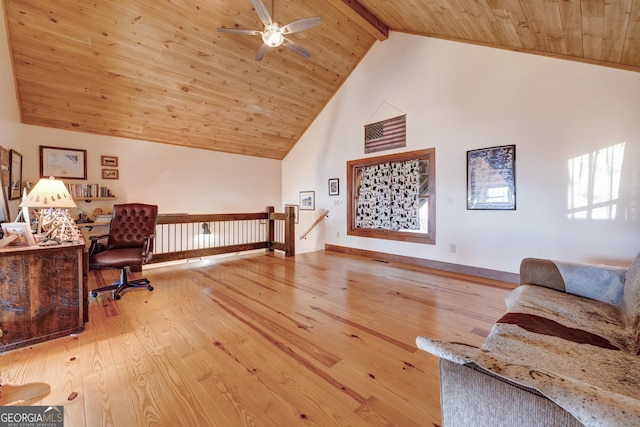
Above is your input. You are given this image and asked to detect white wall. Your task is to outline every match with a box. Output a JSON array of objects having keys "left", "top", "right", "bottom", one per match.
[
  {"left": 0, "top": 6, "right": 281, "bottom": 220},
  {"left": 16, "top": 126, "right": 282, "bottom": 216},
  {"left": 284, "top": 32, "right": 640, "bottom": 272}
]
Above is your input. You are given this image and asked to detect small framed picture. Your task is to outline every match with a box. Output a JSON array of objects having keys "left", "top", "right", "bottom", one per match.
[
  {"left": 299, "top": 191, "right": 315, "bottom": 210},
  {"left": 1, "top": 222, "right": 36, "bottom": 246},
  {"left": 101, "top": 155, "right": 119, "bottom": 167},
  {"left": 102, "top": 168, "right": 119, "bottom": 179},
  {"left": 284, "top": 204, "right": 299, "bottom": 224},
  {"left": 328, "top": 178, "right": 339, "bottom": 196}
]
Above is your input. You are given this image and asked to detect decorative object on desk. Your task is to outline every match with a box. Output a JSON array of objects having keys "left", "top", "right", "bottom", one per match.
[
  {"left": 19, "top": 176, "right": 82, "bottom": 243},
  {"left": 40, "top": 145, "right": 87, "bottom": 179},
  {"left": 9, "top": 149, "right": 22, "bottom": 200},
  {"left": 1, "top": 222, "right": 36, "bottom": 246},
  {"left": 299, "top": 191, "right": 315, "bottom": 210},
  {"left": 101, "top": 155, "right": 118, "bottom": 167},
  {"left": 328, "top": 178, "right": 339, "bottom": 196},
  {"left": 467, "top": 144, "right": 516, "bottom": 210},
  {"left": 102, "top": 168, "right": 119, "bottom": 179},
  {"left": 0, "top": 233, "right": 18, "bottom": 248}
]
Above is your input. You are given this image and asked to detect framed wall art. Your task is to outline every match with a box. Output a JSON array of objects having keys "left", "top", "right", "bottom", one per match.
[
  {"left": 40, "top": 146, "right": 87, "bottom": 179},
  {"left": 9, "top": 149, "right": 22, "bottom": 200},
  {"left": 328, "top": 178, "right": 339, "bottom": 196},
  {"left": 467, "top": 144, "right": 516, "bottom": 210},
  {"left": 102, "top": 169, "right": 119, "bottom": 179},
  {"left": 299, "top": 191, "right": 315, "bottom": 210},
  {"left": 101, "top": 155, "right": 119, "bottom": 167},
  {"left": 0, "top": 146, "right": 8, "bottom": 167}
]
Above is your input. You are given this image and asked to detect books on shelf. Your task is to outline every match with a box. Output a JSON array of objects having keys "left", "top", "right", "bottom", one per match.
[{"left": 65, "top": 183, "right": 115, "bottom": 199}]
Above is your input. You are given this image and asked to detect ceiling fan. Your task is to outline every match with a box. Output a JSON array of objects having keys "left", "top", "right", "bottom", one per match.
[{"left": 217, "top": 0, "right": 321, "bottom": 61}]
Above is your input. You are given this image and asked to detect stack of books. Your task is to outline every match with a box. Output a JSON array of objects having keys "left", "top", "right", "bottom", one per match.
[{"left": 94, "top": 214, "right": 113, "bottom": 223}]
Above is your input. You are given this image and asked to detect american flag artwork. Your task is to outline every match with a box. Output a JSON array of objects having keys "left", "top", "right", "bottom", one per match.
[{"left": 364, "top": 115, "right": 406, "bottom": 153}]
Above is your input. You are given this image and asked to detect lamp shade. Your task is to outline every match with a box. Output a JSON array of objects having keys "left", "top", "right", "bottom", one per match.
[{"left": 19, "top": 177, "right": 77, "bottom": 208}]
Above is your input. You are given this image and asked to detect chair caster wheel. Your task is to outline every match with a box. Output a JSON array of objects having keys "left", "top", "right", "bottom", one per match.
[
  {"left": 90, "top": 291, "right": 97, "bottom": 298},
  {"left": 148, "top": 285, "right": 154, "bottom": 291},
  {"left": 113, "top": 294, "right": 121, "bottom": 300}
]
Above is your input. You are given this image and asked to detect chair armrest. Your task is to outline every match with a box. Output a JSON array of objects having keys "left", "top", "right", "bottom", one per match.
[
  {"left": 88, "top": 234, "right": 110, "bottom": 257},
  {"left": 141, "top": 233, "right": 156, "bottom": 263}
]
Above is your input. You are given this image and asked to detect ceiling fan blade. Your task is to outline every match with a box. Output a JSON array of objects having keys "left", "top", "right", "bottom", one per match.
[
  {"left": 217, "top": 27, "right": 262, "bottom": 36},
  {"left": 255, "top": 42, "right": 271, "bottom": 61},
  {"left": 281, "top": 16, "right": 321, "bottom": 34},
  {"left": 252, "top": 0, "right": 272, "bottom": 26},
  {"left": 282, "top": 38, "right": 311, "bottom": 59}
]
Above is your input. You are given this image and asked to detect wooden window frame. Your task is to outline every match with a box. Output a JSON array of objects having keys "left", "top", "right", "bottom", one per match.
[{"left": 347, "top": 148, "right": 436, "bottom": 244}]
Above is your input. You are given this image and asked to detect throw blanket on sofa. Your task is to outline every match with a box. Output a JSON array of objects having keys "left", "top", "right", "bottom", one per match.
[{"left": 417, "top": 309, "right": 640, "bottom": 427}]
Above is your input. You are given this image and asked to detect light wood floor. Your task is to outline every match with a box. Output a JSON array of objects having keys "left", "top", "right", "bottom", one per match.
[{"left": 0, "top": 250, "right": 515, "bottom": 426}]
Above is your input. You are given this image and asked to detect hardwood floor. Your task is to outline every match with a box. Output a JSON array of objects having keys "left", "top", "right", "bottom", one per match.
[{"left": 0, "top": 250, "right": 515, "bottom": 426}]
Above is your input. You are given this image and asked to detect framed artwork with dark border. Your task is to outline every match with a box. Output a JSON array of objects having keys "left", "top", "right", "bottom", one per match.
[
  {"left": 9, "top": 149, "right": 22, "bottom": 200},
  {"left": 467, "top": 144, "right": 516, "bottom": 210},
  {"left": 328, "top": 178, "right": 339, "bottom": 196},
  {"left": 40, "top": 146, "right": 87, "bottom": 179},
  {"left": 299, "top": 191, "right": 315, "bottom": 210},
  {"left": 101, "top": 155, "right": 119, "bottom": 167}
]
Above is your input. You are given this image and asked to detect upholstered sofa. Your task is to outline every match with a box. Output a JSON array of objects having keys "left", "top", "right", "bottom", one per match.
[{"left": 417, "top": 252, "right": 640, "bottom": 427}]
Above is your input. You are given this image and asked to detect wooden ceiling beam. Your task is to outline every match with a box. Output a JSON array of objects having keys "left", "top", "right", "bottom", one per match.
[{"left": 327, "top": 0, "right": 388, "bottom": 41}]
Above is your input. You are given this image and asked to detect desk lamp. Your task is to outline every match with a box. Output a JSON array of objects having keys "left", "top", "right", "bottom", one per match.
[{"left": 19, "top": 176, "right": 80, "bottom": 243}]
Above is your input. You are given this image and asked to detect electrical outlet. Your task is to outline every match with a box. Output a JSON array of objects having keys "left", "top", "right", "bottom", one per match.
[
  {"left": 336, "top": 231, "right": 340, "bottom": 238},
  {"left": 449, "top": 244, "right": 456, "bottom": 253}
]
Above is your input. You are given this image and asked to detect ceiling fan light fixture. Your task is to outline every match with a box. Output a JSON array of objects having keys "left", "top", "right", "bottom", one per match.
[{"left": 262, "top": 23, "right": 284, "bottom": 47}]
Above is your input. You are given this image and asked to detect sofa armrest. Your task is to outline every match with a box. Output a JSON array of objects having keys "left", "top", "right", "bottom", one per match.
[
  {"left": 439, "top": 359, "right": 582, "bottom": 427},
  {"left": 520, "top": 257, "right": 627, "bottom": 305}
]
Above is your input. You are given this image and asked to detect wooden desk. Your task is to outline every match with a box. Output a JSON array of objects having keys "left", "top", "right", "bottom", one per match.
[{"left": 0, "top": 241, "right": 87, "bottom": 353}]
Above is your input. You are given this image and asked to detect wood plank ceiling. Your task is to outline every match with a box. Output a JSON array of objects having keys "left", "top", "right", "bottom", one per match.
[{"left": 4, "top": 0, "right": 640, "bottom": 160}]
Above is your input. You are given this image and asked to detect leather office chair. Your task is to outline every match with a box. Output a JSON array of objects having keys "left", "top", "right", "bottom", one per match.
[{"left": 89, "top": 203, "right": 158, "bottom": 300}]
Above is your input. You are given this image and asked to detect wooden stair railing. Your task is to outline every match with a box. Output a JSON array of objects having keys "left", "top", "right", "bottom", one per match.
[
  {"left": 300, "top": 209, "right": 329, "bottom": 240},
  {"left": 149, "top": 205, "right": 295, "bottom": 264}
]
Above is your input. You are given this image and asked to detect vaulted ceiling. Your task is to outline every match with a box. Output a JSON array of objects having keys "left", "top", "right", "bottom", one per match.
[{"left": 4, "top": 0, "right": 640, "bottom": 159}]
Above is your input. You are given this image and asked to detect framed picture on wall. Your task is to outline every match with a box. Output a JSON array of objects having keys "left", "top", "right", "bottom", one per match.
[
  {"left": 40, "top": 146, "right": 87, "bottom": 179},
  {"left": 467, "top": 144, "right": 516, "bottom": 210},
  {"left": 328, "top": 178, "right": 339, "bottom": 196},
  {"left": 101, "top": 155, "right": 119, "bottom": 167},
  {"left": 102, "top": 169, "right": 119, "bottom": 179},
  {"left": 299, "top": 191, "right": 315, "bottom": 210},
  {"left": 9, "top": 149, "right": 22, "bottom": 200}
]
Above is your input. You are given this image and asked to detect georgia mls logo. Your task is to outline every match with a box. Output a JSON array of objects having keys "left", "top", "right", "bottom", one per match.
[{"left": 0, "top": 405, "right": 64, "bottom": 427}]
